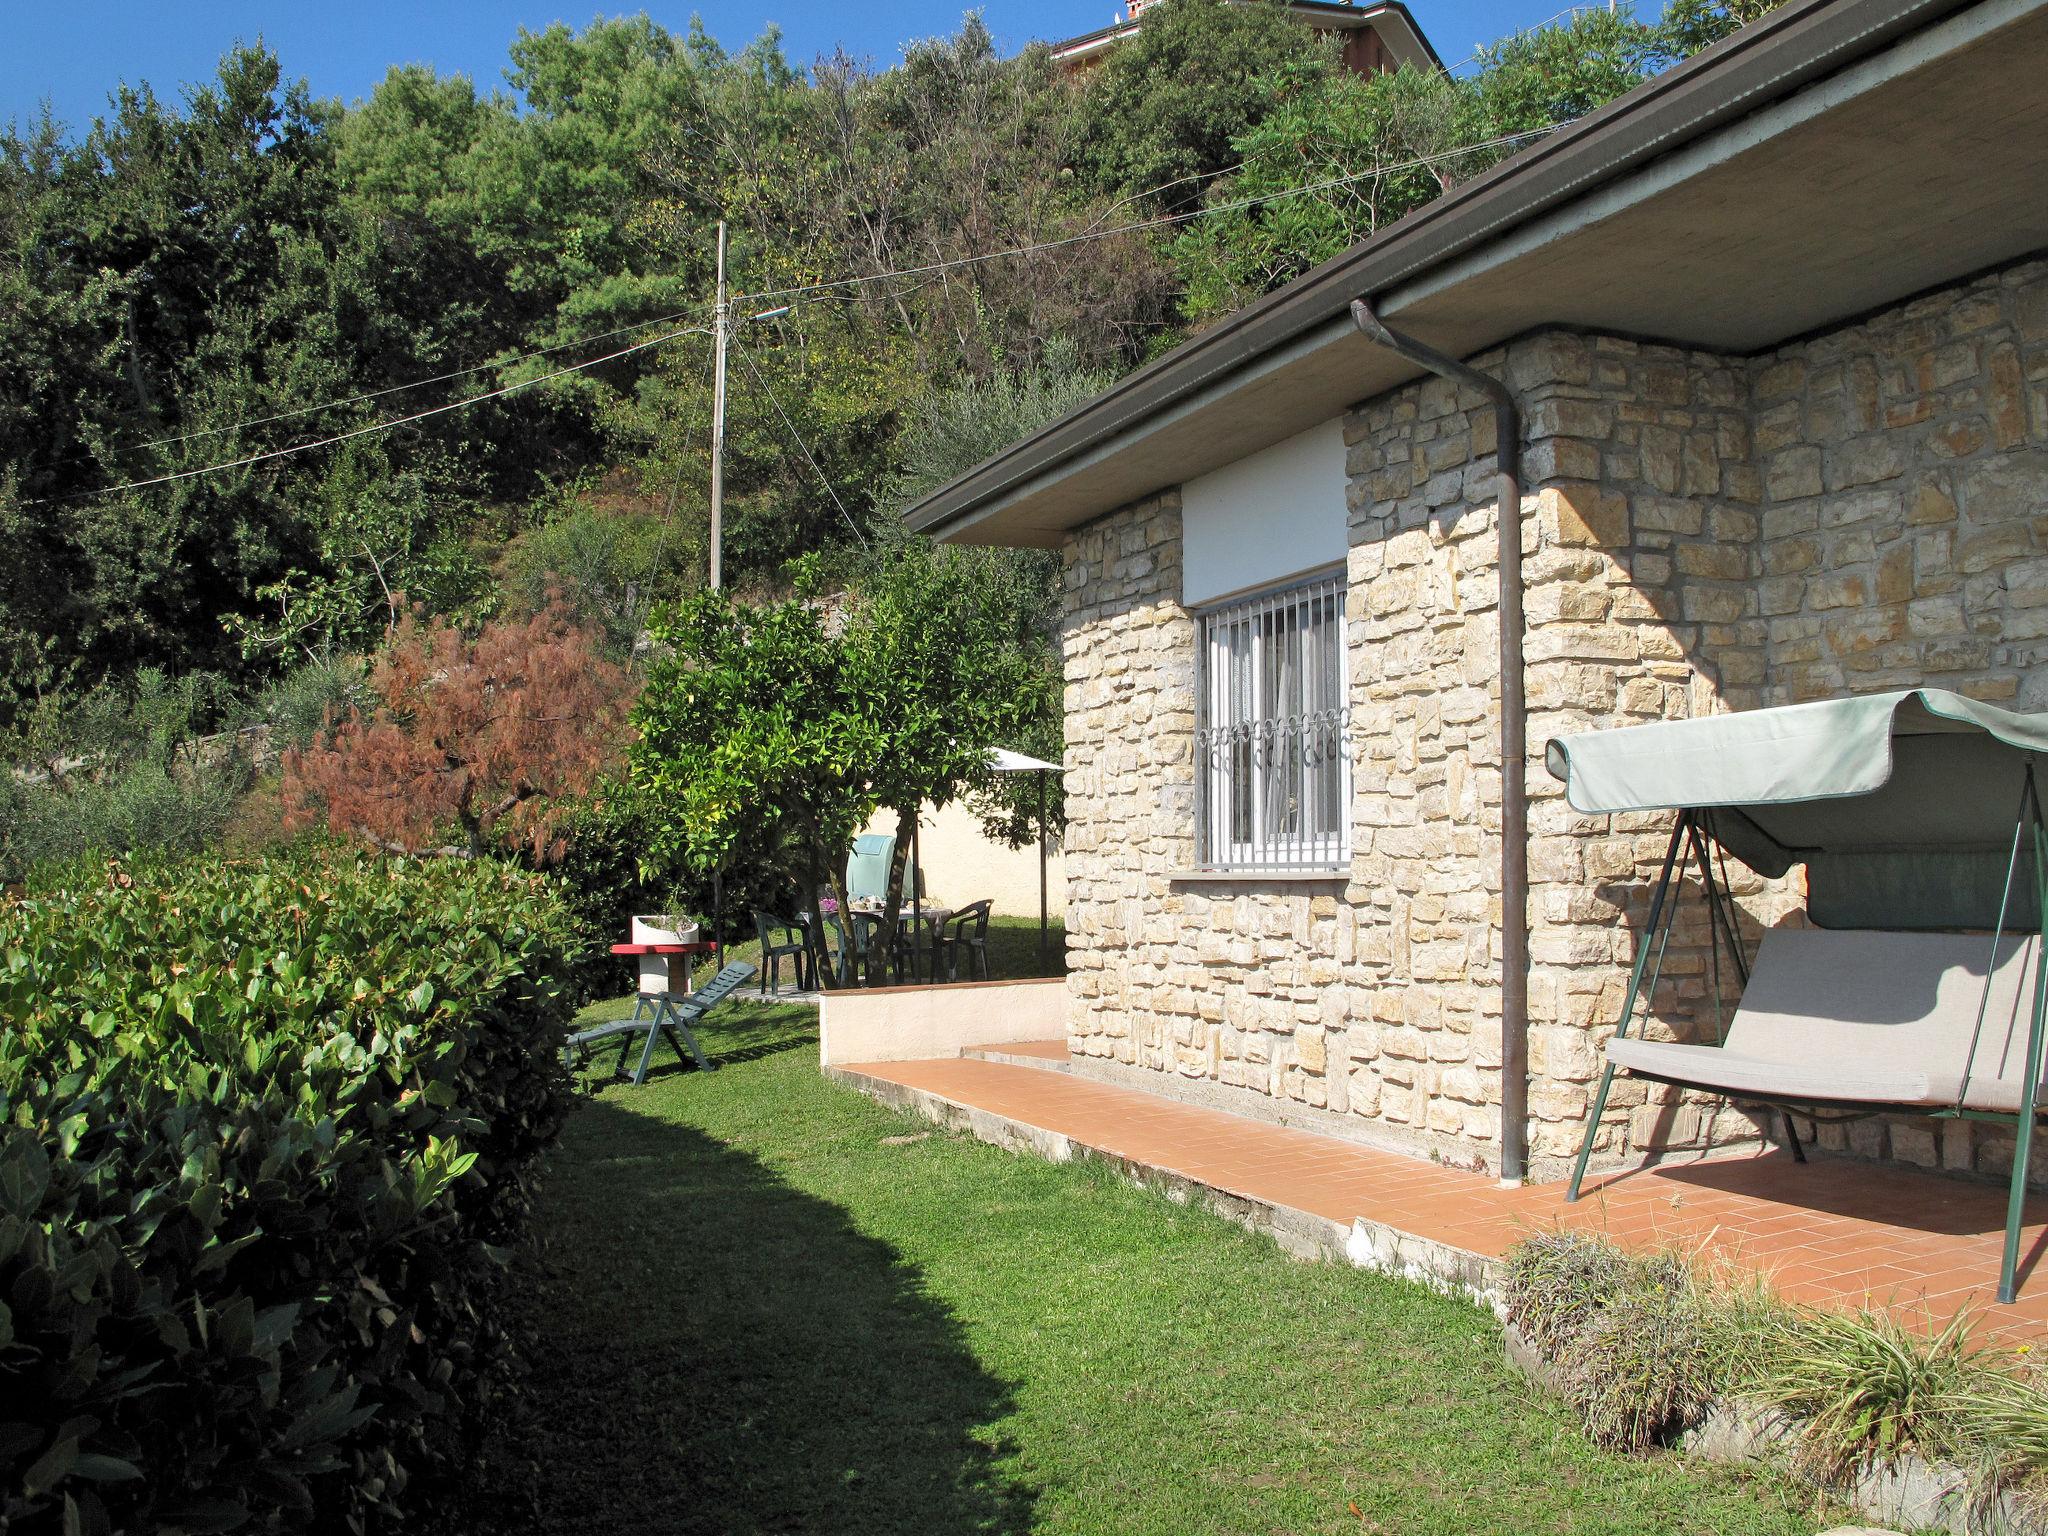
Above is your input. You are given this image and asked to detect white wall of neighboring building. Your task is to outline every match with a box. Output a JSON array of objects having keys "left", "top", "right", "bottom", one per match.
[
  {"left": 858, "top": 799, "right": 1065, "bottom": 921},
  {"left": 1179, "top": 416, "right": 1350, "bottom": 606}
]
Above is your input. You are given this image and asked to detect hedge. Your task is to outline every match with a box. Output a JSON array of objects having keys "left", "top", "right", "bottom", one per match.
[{"left": 0, "top": 850, "right": 582, "bottom": 1535}]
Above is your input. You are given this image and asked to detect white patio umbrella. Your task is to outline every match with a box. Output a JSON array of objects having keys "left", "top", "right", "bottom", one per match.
[{"left": 988, "top": 747, "right": 1061, "bottom": 964}]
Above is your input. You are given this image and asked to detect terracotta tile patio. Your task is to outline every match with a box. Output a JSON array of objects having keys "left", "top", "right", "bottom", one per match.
[{"left": 837, "top": 1046, "right": 2048, "bottom": 1339}]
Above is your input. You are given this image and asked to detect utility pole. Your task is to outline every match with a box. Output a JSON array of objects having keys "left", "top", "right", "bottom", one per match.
[{"left": 709, "top": 218, "right": 729, "bottom": 590}]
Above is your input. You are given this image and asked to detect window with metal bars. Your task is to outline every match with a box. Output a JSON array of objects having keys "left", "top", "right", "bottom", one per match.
[{"left": 1194, "top": 570, "right": 1350, "bottom": 871}]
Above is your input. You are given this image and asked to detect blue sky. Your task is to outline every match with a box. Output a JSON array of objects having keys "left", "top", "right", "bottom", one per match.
[{"left": 1, "top": 1, "right": 1542, "bottom": 134}]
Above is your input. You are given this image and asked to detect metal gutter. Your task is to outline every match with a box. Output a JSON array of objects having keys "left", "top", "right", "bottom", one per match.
[
  {"left": 1350, "top": 298, "right": 1528, "bottom": 1187},
  {"left": 907, "top": 0, "right": 1979, "bottom": 540}
]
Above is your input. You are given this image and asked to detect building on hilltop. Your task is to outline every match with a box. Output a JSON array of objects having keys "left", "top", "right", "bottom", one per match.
[{"left": 1050, "top": 0, "right": 1444, "bottom": 76}]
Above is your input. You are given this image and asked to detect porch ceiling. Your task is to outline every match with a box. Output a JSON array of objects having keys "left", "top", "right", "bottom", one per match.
[{"left": 914, "top": 0, "right": 2048, "bottom": 548}]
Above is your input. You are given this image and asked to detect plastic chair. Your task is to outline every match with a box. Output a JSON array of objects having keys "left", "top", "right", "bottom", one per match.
[
  {"left": 562, "top": 962, "right": 756, "bottom": 1084},
  {"left": 850, "top": 911, "right": 900, "bottom": 985},
  {"left": 753, "top": 910, "right": 811, "bottom": 996},
  {"left": 939, "top": 900, "right": 993, "bottom": 982}
]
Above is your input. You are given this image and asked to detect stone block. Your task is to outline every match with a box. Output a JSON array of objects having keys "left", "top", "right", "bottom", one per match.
[
  {"left": 1542, "top": 483, "right": 1630, "bottom": 548},
  {"left": 1766, "top": 446, "right": 1823, "bottom": 501}
]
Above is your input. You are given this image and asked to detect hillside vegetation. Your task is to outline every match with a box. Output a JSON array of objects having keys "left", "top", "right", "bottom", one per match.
[{"left": 0, "top": 0, "right": 1770, "bottom": 881}]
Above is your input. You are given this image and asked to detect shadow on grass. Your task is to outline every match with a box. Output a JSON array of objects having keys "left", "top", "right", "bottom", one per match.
[{"left": 512, "top": 1094, "right": 1033, "bottom": 1535}]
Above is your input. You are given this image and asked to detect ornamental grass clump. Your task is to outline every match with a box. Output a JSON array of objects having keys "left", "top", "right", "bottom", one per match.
[
  {"left": 1508, "top": 1230, "right": 2048, "bottom": 1520},
  {"left": 1733, "top": 1304, "right": 1980, "bottom": 1477},
  {"left": 1734, "top": 1302, "right": 2048, "bottom": 1516},
  {"left": 1942, "top": 1358, "right": 2048, "bottom": 1520},
  {"left": 1503, "top": 1229, "right": 1721, "bottom": 1451},
  {"left": 0, "top": 849, "right": 581, "bottom": 1535}
]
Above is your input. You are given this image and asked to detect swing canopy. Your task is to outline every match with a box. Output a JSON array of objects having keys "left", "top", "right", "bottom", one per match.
[
  {"left": 1551, "top": 690, "right": 2048, "bottom": 1305},
  {"left": 1546, "top": 688, "right": 2048, "bottom": 930}
]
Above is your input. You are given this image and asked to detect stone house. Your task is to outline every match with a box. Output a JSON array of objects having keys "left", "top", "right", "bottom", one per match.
[{"left": 906, "top": 0, "right": 2048, "bottom": 1188}]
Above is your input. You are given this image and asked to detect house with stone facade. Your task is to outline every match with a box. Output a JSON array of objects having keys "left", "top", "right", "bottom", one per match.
[{"left": 905, "top": 0, "right": 2048, "bottom": 1192}]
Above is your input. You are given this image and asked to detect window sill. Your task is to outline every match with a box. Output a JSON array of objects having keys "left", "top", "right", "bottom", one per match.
[{"left": 1168, "top": 868, "right": 1349, "bottom": 887}]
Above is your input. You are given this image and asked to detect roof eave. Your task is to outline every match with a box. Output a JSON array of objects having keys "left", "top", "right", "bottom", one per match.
[{"left": 907, "top": 0, "right": 1991, "bottom": 542}]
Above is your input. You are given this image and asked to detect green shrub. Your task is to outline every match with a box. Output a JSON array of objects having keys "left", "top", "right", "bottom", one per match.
[
  {"left": 0, "top": 667, "right": 261, "bottom": 881},
  {"left": 0, "top": 848, "right": 581, "bottom": 1534},
  {"left": 259, "top": 656, "right": 366, "bottom": 753},
  {"left": 0, "top": 755, "right": 251, "bottom": 880}
]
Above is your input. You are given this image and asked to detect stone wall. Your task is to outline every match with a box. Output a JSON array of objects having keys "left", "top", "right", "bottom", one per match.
[
  {"left": 1061, "top": 495, "right": 1202, "bottom": 1074},
  {"left": 1350, "top": 330, "right": 1785, "bottom": 1176},
  {"left": 1740, "top": 259, "right": 2048, "bottom": 1180},
  {"left": 1753, "top": 263, "right": 2048, "bottom": 709},
  {"left": 1057, "top": 257, "right": 2048, "bottom": 1184}
]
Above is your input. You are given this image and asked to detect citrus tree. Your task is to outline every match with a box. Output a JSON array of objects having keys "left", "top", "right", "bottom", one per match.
[{"left": 630, "top": 545, "right": 1051, "bottom": 984}]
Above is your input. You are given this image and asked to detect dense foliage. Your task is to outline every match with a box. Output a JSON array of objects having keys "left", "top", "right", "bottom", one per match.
[
  {"left": 0, "top": 849, "right": 581, "bottom": 1534},
  {"left": 0, "top": 670, "right": 255, "bottom": 881},
  {"left": 1, "top": 0, "right": 1772, "bottom": 737},
  {"left": 1170, "top": 0, "right": 1781, "bottom": 317}
]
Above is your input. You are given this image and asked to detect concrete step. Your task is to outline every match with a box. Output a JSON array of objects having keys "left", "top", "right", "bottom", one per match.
[{"left": 959, "top": 1039, "right": 1072, "bottom": 1072}]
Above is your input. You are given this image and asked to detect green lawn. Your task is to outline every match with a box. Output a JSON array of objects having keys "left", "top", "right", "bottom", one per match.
[{"left": 511, "top": 998, "right": 1833, "bottom": 1535}]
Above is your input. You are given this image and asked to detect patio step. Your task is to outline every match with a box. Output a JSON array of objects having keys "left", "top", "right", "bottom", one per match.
[
  {"left": 827, "top": 1055, "right": 2048, "bottom": 1340},
  {"left": 958, "top": 1039, "right": 1071, "bottom": 1071}
]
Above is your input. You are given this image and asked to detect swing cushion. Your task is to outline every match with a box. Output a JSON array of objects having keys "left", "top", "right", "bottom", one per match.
[{"left": 1605, "top": 927, "right": 2046, "bottom": 1115}]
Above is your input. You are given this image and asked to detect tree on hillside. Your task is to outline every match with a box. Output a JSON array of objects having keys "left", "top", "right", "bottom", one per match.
[
  {"left": 0, "top": 45, "right": 557, "bottom": 715},
  {"left": 1171, "top": 0, "right": 1785, "bottom": 319},
  {"left": 1076, "top": 0, "right": 1339, "bottom": 214},
  {"left": 283, "top": 605, "right": 630, "bottom": 859}
]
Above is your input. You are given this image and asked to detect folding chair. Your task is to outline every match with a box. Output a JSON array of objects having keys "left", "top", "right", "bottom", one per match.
[{"left": 564, "top": 961, "right": 756, "bottom": 1085}]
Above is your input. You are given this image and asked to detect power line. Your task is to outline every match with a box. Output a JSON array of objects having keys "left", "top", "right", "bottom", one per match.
[
  {"left": 1443, "top": 4, "right": 1610, "bottom": 74},
  {"left": 731, "top": 336, "right": 870, "bottom": 549},
  {"left": 729, "top": 126, "right": 1558, "bottom": 308},
  {"left": 43, "top": 121, "right": 1557, "bottom": 493},
  {"left": 23, "top": 122, "right": 1561, "bottom": 514},
  {"left": 57, "top": 306, "right": 711, "bottom": 470},
  {"left": 30, "top": 325, "right": 713, "bottom": 508}
]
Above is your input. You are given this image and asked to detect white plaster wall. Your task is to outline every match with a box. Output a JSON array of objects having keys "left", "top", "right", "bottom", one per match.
[
  {"left": 819, "top": 977, "right": 1068, "bottom": 1066},
  {"left": 858, "top": 799, "right": 1065, "bottom": 920},
  {"left": 1180, "top": 416, "right": 1350, "bottom": 605}
]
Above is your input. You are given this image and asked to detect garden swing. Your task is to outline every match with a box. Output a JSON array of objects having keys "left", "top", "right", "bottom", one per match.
[{"left": 1545, "top": 689, "right": 2048, "bottom": 1305}]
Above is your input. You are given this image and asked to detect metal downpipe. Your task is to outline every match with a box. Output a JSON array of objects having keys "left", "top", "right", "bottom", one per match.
[{"left": 1349, "top": 298, "right": 1528, "bottom": 1186}]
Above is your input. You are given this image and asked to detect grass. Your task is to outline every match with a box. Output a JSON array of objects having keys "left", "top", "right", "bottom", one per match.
[
  {"left": 672, "top": 912, "right": 1068, "bottom": 995},
  {"left": 508, "top": 997, "right": 1834, "bottom": 1535}
]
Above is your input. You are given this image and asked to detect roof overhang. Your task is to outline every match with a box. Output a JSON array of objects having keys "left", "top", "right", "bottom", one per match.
[
  {"left": 1293, "top": 0, "right": 1442, "bottom": 70},
  {"left": 917, "top": 0, "right": 2048, "bottom": 547}
]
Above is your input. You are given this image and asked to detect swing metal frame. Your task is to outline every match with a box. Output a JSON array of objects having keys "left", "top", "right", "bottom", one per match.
[{"left": 1562, "top": 771, "right": 2048, "bottom": 1308}]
